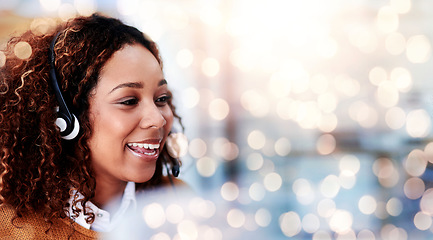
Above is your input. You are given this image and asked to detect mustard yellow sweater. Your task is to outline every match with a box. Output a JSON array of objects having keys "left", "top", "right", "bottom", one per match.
[
  {"left": 0, "top": 204, "right": 98, "bottom": 239},
  {"left": 0, "top": 178, "right": 185, "bottom": 239}
]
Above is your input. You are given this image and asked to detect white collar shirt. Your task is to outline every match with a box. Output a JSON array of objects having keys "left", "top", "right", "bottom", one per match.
[{"left": 67, "top": 181, "right": 137, "bottom": 232}]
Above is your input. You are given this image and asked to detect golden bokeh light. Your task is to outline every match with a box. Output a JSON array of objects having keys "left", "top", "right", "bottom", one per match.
[
  {"left": 348, "top": 26, "right": 377, "bottom": 53},
  {"left": 385, "top": 32, "right": 406, "bottom": 55},
  {"left": 208, "top": 98, "right": 229, "bottom": 120},
  {"left": 320, "top": 174, "right": 340, "bottom": 198},
  {"left": 226, "top": 209, "right": 245, "bottom": 229},
  {"left": 269, "top": 71, "right": 291, "bottom": 98},
  {"left": 39, "top": 0, "right": 61, "bottom": 12},
  {"left": 165, "top": 203, "right": 184, "bottom": 224},
  {"left": 357, "top": 229, "right": 376, "bottom": 240},
  {"left": 247, "top": 130, "right": 266, "bottom": 150},
  {"left": 404, "top": 149, "right": 427, "bottom": 177},
  {"left": 358, "top": 195, "right": 377, "bottom": 215},
  {"left": 249, "top": 182, "right": 266, "bottom": 202},
  {"left": 142, "top": 203, "right": 166, "bottom": 229},
  {"left": 390, "top": 67, "right": 412, "bottom": 92},
  {"left": 317, "top": 92, "right": 337, "bottom": 113},
  {"left": 13, "top": 41, "right": 32, "bottom": 60},
  {"left": 419, "top": 189, "right": 433, "bottom": 216},
  {"left": 376, "top": 81, "right": 399, "bottom": 108},
  {"left": 334, "top": 75, "right": 360, "bottom": 97},
  {"left": 255, "top": 208, "right": 272, "bottom": 227},
  {"left": 30, "top": 18, "right": 56, "bottom": 35},
  {"left": 274, "top": 137, "right": 291, "bottom": 156},
  {"left": 220, "top": 182, "right": 239, "bottom": 202},
  {"left": 317, "top": 198, "right": 336, "bottom": 218},
  {"left": 406, "top": 35, "right": 431, "bottom": 63},
  {"left": 317, "top": 113, "right": 338, "bottom": 133},
  {"left": 246, "top": 153, "right": 264, "bottom": 171},
  {"left": 424, "top": 142, "right": 433, "bottom": 164},
  {"left": 187, "top": 197, "right": 216, "bottom": 219},
  {"left": 413, "top": 212, "right": 432, "bottom": 231},
  {"left": 405, "top": 109, "right": 431, "bottom": 138},
  {"left": 58, "top": 3, "right": 77, "bottom": 21},
  {"left": 202, "top": 58, "right": 220, "bottom": 77},
  {"left": 74, "top": 0, "right": 96, "bottom": 16},
  {"left": 177, "top": 220, "right": 198, "bottom": 240},
  {"left": 339, "top": 170, "right": 356, "bottom": 189},
  {"left": 150, "top": 232, "right": 170, "bottom": 240},
  {"left": 312, "top": 230, "right": 332, "bottom": 240},
  {"left": 385, "top": 107, "right": 406, "bottom": 130},
  {"left": 302, "top": 213, "right": 320, "bottom": 234},
  {"left": 177, "top": 49, "right": 194, "bottom": 68},
  {"left": 263, "top": 172, "right": 282, "bottom": 192},
  {"left": 241, "top": 90, "right": 270, "bottom": 118},
  {"left": 403, "top": 177, "right": 425, "bottom": 200},
  {"left": 181, "top": 87, "right": 200, "bottom": 109},
  {"left": 380, "top": 224, "right": 407, "bottom": 240},
  {"left": 386, "top": 198, "right": 403, "bottom": 217},
  {"left": 279, "top": 211, "right": 302, "bottom": 237},
  {"left": 328, "top": 210, "right": 353, "bottom": 234},
  {"left": 372, "top": 157, "right": 400, "bottom": 188},
  {"left": 219, "top": 141, "right": 239, "bottom": 161},
  {"left": 196, "top": 157, "right": 218, "bottom": 177},
  {"left": 293, "top": 178, "right": 313, "bottom": 197},
  {"left": 375, "top": 201, "right": 388, "bottom": 220},
  {"left": 339, "top": 154, "right": 361, "bottom": 174},
  {"left": 316, "top": 134, "right": 336, "bottom": 155},
  {"left": 376, "top": 6, "right": 399, "bottom": 33},
  {"left": 369, "top": 67, "right": 387, "bottom": 87},
  {"left": 348, "top": 101, "right": 378, "bottom": 128},
  {"left": 188, "top": 138, "right": 207, "bottom": 159}
]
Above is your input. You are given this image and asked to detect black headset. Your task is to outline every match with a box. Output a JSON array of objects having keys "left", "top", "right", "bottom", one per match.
[{"left": 49, "top": 32, "right": 80, "bottom": 140}]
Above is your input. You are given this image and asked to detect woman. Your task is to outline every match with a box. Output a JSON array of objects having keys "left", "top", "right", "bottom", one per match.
[{"left": 0, "top": 13, "right": 183, "bottom": 238}]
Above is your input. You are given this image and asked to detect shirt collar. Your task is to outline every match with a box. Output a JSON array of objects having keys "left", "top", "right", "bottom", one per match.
[{"left": 67, "top": 181, "right": 137, "bottom": 232}]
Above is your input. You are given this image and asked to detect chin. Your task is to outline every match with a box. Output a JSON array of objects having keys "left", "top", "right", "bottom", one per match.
[{"left": 129, "top": 168, "right": 156, "bottom": 183}]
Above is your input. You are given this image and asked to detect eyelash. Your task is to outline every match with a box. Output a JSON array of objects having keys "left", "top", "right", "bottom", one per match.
[
  {"left": 119, "top": 95, "right": 171, "bottom": 106},
  {"left": 120, "top": 98, "right": 139, "bottom": 106},
  {"left": 156, "top": 95, "right": 171, "bottom": 106}
]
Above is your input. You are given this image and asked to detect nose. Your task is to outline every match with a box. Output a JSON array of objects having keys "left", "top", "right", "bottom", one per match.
[{"left": 139, "top": 104, "right": 166, "bottom": 129}]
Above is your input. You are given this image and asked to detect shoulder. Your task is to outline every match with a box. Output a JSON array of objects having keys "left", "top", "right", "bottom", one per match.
[{"left": 0, "top": 204, "right": 98, "bottom": 239}]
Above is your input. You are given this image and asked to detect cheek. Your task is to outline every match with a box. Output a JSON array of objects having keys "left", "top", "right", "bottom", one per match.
[{"left": 164, "top": 107, "right": 174, "bottom": 131}]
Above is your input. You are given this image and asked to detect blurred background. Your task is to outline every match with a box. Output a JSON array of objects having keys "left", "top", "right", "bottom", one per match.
[{"left": 2, "top": 0, "right": 433, "bottom": 239}]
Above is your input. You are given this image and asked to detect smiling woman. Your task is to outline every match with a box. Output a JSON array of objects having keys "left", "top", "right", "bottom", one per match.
[{"left": 0, "top": 13, "right": 184, "bottom": 238}]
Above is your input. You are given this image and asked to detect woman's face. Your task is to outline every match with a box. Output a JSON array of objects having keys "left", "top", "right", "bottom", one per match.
[{"left": 87, "top": 43, "right": 173, "bottom": 185}]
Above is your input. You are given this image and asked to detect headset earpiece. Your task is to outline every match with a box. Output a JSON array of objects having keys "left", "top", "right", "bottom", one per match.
[
  {"left": 171, "top": 160, "right": 180, "bottom": 177},
  {"left": 49, "top": 32, "right": 80, "bottom": 140}
]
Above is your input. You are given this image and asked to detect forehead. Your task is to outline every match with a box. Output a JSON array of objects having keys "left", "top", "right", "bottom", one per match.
[{"left": 97, "top": 44, "right": 163, "bottom": 89}]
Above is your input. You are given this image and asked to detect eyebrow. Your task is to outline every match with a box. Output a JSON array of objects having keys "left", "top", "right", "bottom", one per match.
[{"left": 109, "top": 79, "right": 167, "bottom": 93}]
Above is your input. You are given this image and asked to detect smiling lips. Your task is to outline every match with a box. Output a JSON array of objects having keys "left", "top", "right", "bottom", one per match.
[{"left": 127, "top": 142, "right": 160, "bottom": 156}]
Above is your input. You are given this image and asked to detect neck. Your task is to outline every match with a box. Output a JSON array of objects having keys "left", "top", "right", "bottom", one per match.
[{"left": 92, "top": 178, "right": 127, "bottom": 209}]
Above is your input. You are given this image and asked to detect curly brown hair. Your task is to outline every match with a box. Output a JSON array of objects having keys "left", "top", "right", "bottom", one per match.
[{"left": 0, "top": 13, "right": 182, "bottom": 224}]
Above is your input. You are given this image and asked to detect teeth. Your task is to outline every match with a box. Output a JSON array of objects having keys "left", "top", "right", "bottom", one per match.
[{"left": 128, "top": 143, "right": 160, "bottom": 149}]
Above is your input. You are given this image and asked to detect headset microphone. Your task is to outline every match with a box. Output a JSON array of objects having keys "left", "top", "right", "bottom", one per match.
[{"left": 49, "top": 32, "right": 80, "bottom": 140}]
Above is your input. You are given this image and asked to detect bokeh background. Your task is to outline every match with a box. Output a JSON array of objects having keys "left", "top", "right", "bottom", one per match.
[{"left": 2, "top": 0, "right": 433, "bottom": 239}]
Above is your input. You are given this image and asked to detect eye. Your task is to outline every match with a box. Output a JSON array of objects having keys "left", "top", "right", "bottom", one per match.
[
  {"left": 155, "top": 94, "right": 171, "bottom": 106},
  {"left": 119, "top": 98, "right": 139, "bottom": 106}
]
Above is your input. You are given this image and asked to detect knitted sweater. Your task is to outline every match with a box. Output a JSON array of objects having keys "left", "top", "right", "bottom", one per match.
[
  {"left": 0, "top": 178, "right": 185, "bottom": 239},
  {"left": 0, "top": 204, "right": 98, "bottom": 239}
]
